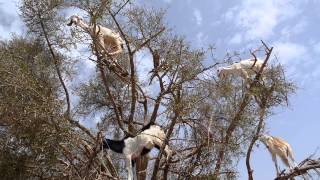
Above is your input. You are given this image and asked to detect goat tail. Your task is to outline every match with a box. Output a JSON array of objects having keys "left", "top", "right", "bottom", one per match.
[{"left": 287, "top": 146, "right": 295, "bottom": 163}]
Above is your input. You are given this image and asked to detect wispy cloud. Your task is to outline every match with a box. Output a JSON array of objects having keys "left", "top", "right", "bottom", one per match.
[
  {"left": 0, "top": 7, "right": 15, "bottom": 29},
  {"left": 222, "top": 0, "right": 320, "bottom": 87},
  {"left": 0, "top": 1, "right": 24, "bottom": 39},
  {"left": 193, "top": 8, "right": 202, "bottom": 26},
  {"left": 229, "top": 34, "right": 242, "bottom": 44},
  {"left": 273, "top": 41, "right": 307, "bottom": 65},
  {"left": 280, "top": 20, "right": 308, "bottom": 40},
  {"left": 136, "top": 49, "right": 153, "bottom": 82},
  {"left": 195, "top": 31, "right": 209, "bottom": 47},
  {"left": 313, "top": 42, "right": 320, "bottom": 54},
  {"left": 135, "top": 49, "right": 156, "bottom": 95},
  {"left": 162, "top": 0, "right": 172, "bottom": 3},
  {"left": 225, "top": 0, "right": 301, "bottom": 43},
  {"left": 272, "top": 41, "right": 320, "bottom": 86}
]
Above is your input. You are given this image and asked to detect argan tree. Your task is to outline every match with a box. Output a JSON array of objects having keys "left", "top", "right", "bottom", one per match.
[{"left": 2, "top": 0, "right": 317, "bottom": 180}]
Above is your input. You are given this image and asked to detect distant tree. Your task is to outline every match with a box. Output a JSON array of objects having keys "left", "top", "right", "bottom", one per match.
[{"left": 0, "top": 36, "right": 70, "bottom": 179}]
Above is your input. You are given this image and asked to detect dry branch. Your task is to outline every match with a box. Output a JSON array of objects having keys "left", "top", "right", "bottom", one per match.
[{"left": 275, "top": 158, "right": 320, "bottom": 180}]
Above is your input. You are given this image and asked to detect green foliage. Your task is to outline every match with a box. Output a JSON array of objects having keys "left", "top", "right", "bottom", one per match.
[{"left": 0, "top": 37, "right": 71, "bottom": 179}]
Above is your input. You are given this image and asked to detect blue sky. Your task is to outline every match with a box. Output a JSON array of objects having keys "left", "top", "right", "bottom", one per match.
[{"left": 1, "top": 0, "right": 320, "bottom": 179}]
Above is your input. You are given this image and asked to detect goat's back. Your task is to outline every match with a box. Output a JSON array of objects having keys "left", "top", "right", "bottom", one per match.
[
  {"left": 272, "top": 136, "right": 294, "bottom": 160},
  {"left": 123, "top": 125, "right": 165, "bottom": 156},
  {"left": 239, "top": 59, "right": 263, "bottom": 70},
  {"left": 139, "top": 125, "right": 165, "bottom": 141}
]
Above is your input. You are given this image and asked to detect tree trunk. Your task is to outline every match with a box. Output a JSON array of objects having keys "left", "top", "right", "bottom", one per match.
[{"left": 136, "top": 156, "right": 149, "bottom": 180}]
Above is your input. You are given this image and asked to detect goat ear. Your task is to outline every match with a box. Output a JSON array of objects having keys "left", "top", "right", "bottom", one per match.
[
  {"left": 219, "top": 72, "right": 225, "bottom": 79},
  {"left": 67, "top": 21, "right": 73, "bottom": 26}
]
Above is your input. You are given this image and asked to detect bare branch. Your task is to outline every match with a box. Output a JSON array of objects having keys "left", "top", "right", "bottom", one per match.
[
  {"left": 113, "top": 0, "right": 131, "bottom": 16},
  {"left": 38, "top": 13, "right": 71, "bottom": 117},
  {"left": 132, "top": 27, "right": 166, "bottom": 54},
  {"left": 275, "top": 158, "right": 320, "bottom": 180}
]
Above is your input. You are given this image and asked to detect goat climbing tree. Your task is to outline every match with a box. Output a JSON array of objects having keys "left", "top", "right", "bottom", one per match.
[{"left": 1, "top": 0, "right": 319, "bottom": 180}]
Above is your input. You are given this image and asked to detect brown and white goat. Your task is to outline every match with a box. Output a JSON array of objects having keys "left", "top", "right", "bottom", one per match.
[
  {"left": 67, "top": 15, "right": 124, "bottom": 57},
  {"left": 260, "top": 134, "right": 296, "bottom": 176}
]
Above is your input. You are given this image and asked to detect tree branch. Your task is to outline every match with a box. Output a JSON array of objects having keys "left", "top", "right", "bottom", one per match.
[
  {"left": 108, "top": 8, "right": 137, "bottom": 132},
  {"left": 151, "top": 84, "right": 182, "bottom": 179},
  {"left": 214, "top": 41, "right": 273, "bottom": 176},
  {"left": 38, "top": 13, "right": 71, "bottom": 117},
  {"left": 113, "top": 0, "right": 131, "bottom": 16},
  {"left": 275, "top": 158, "right": 320, "bottom": 180},
  {"left": 246, "top": 83, "right": 275, "bottom": 180},
  {"left": 38, "top": 13, "right": 96, "bottom": 141},
  {"left": 131, "top": 27, "right": 166, "bottom": 54}
]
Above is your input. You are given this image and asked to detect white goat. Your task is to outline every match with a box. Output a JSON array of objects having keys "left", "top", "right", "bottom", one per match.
[
  {"left": 103, "top": 124, "right": 172, "bottom": 180},
  {"left": 67, "top": 15, "right": 124, "bottom": 57},
  {"left": 217, "top": 58, "right": 265, "bottom": 80},
  {"left": 260, "top": 134, "right": 296, "bottom": 176}
]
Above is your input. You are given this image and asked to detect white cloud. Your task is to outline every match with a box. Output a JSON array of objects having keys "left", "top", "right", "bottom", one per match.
[
  {"left": 196, "top": 32, "right": 203, "bottom": 45},
  {"left": 193, "top": 8, "right": 202, "bottom": 26},
  {"left": 310, "top": 65, "right": 320, "bottom": 79},
  {"left": 290, "top": 20, "right": 308, "bottom": 35},
  {"left": 0, "top": 8, "right": 15, "bottom": 28},
  {"left": 313, "top": 42, "right": 320, "bottom": 54},
  {"left": 162, "top": 0, "right": 172, "bottom": 3},
  {"left": 223, "top": 0, "right": 319, "bottom": 86},
  {"left": 271, "top": 41, "right": 320, "bottom": 87},
  {"left": 229, "top": 34, "right": 242, "bottom": 44},
  {"left": 196, "top": 32, "right": 208, "bottom": 47},
  {"left": 273, "top": 41, "right": 307, "bottom": 65},
  {"left": 225, "top": 0, "right": 301, "bottom": 42},
  {"left": 136, "top": 49, "right": 153, "bottom": 81},
  {"left": 0, "top": 0, "right": 24, "bottom": 39},
  {"left": 280, "top": 20, "right": 308, "bottom": 40}
]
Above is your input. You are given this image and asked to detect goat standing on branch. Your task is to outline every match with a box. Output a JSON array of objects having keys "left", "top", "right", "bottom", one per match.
[
  {"left": 67, "top": 15, "right": 125, "bottom": 57},
  {"left": 217, "top": 58, "right": 266, "bottom": 80},
  {"left": 260, "top": 134, "right": 296, "bottom": 176},
  {"left": 103, "top": 123, "right": 173, "bottom": 180}
]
